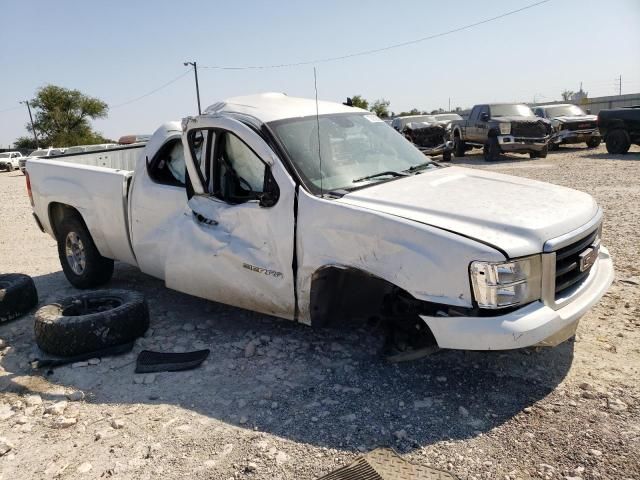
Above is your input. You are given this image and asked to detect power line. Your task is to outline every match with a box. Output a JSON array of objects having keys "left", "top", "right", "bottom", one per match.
[
  {"left": 109, "top": 69, "right": 192, "bottom": 109},
  {"left": 0, "top": 105, "right": 22, "bottom": 114},
  {"left": 199, "top": 0, "right": 551, "bottom": 70}
]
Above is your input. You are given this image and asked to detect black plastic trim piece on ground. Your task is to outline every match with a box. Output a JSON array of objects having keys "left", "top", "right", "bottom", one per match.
[
  {"left": 135, "top": 349, "right": 210, "bottom": 373},
  {"left": 31, "top": 341, "right": 134, "bottom": 369},
  {"left": 0, "top": 273, "right": 38, "bottom": 323}
]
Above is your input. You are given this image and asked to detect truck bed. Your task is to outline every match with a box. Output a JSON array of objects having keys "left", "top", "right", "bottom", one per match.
[{"left": 27, "top": 144, "right": 145, "bottom": 267}]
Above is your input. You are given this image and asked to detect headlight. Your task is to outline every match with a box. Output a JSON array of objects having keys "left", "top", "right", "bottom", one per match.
[
  {"left": 469, "top": 255, "right": 542, "bottom": 309},
  {"left": 499, "top": 122, "right": 511, "bottom": 135}
]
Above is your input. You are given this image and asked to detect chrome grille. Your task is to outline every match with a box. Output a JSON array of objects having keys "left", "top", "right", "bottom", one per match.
[{"left": 554, "top": 228, "right": 599, "bottom": 297}]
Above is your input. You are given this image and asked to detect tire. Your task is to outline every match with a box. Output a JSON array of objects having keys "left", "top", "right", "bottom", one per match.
[
  {"left": 534, "top": 146, "right": 548, "bottom": 159},
  {"left": 586, "top": 137, "right": 601, "bottom": 149},
  {"left": 6, "top": 163, "right": 13, "bottom": 172},
  {"left": 548, "top": 142, "right": 560, "bottom": 151},
  {"left": 441, "top": 150, "right": 452, "bottom": 162},
  {"left": 0, "top": 274, "right": 38, "bottom": 323},
  {"left": 34, "top": 289, "right": 149, "bottom": 357},
  {"left": 453, "top": 136, "right": 466, "bottom": 157},
  {"left": 605, "top": 129, "right": 631, "bottom": 154},
  {"left": 483, "top": 137, "right": 500, "bottom": 161},
  {"left": 56, "top": 214, "right": 114, "bottom": 289}
]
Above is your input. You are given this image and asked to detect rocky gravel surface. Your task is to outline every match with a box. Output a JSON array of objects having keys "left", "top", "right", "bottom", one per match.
[{"left": 1, "top": 144, "right": 639, "bottom": 479}]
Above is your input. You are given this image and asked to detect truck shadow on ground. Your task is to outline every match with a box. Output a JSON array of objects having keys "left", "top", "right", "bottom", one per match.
[{"left": 0, "top": 265, "right": 574, "bottom": 453}]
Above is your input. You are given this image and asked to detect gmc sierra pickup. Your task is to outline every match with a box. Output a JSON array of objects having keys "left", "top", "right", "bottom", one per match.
[
  {"left": 451, "top": 103, "right": 552, "bottom": 161},
  {"left": 534, "top": 104, "right": 600, "bottom": 150},
  {"left": 26, "top": 93, "right": 613, "bottom": 354}
]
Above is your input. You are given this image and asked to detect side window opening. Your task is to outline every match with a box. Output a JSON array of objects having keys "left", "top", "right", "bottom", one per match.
[
  {"left": 215, "top": 133, "right": 267, "bottom": 204},
  {"left": 147, "top": 138, "right": 186, "bottom": 187}
]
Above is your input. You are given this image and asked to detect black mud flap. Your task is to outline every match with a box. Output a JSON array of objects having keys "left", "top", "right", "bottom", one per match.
[
  {"left": 317, "top": 448, "right": 457, "bottom": 479},
  {"left": 31, "top": 341, "right": 134, "bottom": 370},
  {"left": 135, "top": 349, "right": 210, "bottom": 373}
]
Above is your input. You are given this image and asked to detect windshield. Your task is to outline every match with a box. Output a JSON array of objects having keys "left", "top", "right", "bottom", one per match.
[
  {"left": 491, "top": 104, "right": 534, "bottom": 117},
  {"left": 545, "top": 105, "right": 586, "bottom": 117},
  {"left": 271, "top": 113, "right": 437, "bottom": 192},
  {"left": 0, "top": 153, "right": 10, "bottom": 158},
  {"left": 434, "top": 114, "right": 462, "bottom": 121}
]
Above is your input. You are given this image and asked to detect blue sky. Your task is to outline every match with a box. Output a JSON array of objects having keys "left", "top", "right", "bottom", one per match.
[{"left": 1, "top": 0, "right": 639, "bottom": 147}]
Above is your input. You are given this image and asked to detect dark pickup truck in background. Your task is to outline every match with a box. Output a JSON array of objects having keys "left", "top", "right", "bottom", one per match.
[
  {"left": 597, "top": 106, "right": 640, "bottom": 154},
  {"left": 534, "top": 104, "right": 600, "bottom": 150},
  {"left": 451, "top": 103, "right": 552, "bottom": 161}
]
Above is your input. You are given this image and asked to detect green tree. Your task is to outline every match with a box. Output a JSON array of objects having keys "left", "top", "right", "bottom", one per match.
[
  {"left": 350, "top": 95, "right": 369, "bottom": 110},
  {"left": 16, "top": 85, "right": 109, "bottom": 148},
  {"left": 561, "top": 90, "right": 574, "bottom": 101},
  {"left": 370, "top": 98, "right": 391, "bottom": 118}
]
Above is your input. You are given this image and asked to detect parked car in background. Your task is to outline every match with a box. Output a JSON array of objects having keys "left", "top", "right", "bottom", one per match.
[
  {"left": 64, "top": 144, "right": 119, "bottom": 155},
  {"left": 19, "top": 147, "right": 64, "bottom": 172},
  {"left": 391, "top": 115, "right": 435, "bottom": 132},
  {"left": 118, "top": 134, "right": 151, "bottom": 145},
  {"left": 534, "top": 104, "right": 600, "bottom": 150},
  {"left": 401, "top": 116, "right": 455, "bottom": 161},
  {"left": 26, "top": 93, "right": 613, "bottom": 355},
  {"left": 451, "top": 103, "right": 552, "bottom": 160},
  {"left": 597, "top": 106, "right": 640, "bottom": 154},
  {"left": 0, "top": 151, "right": 23, "bottom": 171}
]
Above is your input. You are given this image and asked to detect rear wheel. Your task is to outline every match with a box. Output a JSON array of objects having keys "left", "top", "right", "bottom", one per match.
[
  {"left": 56, "top": 214, "right": 114, "bottom": 289},
  {"left": 586, "top": 137, "right": 601, "bottom": 149},
  {"left": 453, "top": 136, "right": 466, "bottom": 157},
  {"left": 605, "top": 129, "right": 631, "bottom": 154}
]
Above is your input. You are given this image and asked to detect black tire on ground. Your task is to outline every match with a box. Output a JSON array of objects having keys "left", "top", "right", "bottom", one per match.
[
  {"left": 0, "top": 273, "right": 38, "bottom": 323},
  {"left": 548, "top": 142, "right": 560, "bottom": 151},
  {"left": 483, "top": 137, "right": 500, "bottom": 161},
  {"left": 56, "top": 214, "right": 114, "bottom": 289},
  {"left": 34, "top": 289, "right": 149, "bottom": 357},
  {"left": 535, "top": 146, "right": 548, "bottom": 159},
  {"left": 6, "top": 163, "right": 13, "bottom": 172},
  {"left": 586, "top": 137, "right": 602, "bottom": 149},
  {"left": 453, "top": 136, "right": 465, "bottom": 157},
  {"left": 441, "top": 150, "right": 452, "bottom": 162},
  {"left": 605, "top": 129, "right": 631, "bottom": 154}
]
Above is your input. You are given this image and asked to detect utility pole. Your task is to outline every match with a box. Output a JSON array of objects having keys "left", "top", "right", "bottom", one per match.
[
  {"left": 183, "top": 61, "right": 202, "bottom": 114},
  {"left": 448, "top": 97, "right": 451, "bottom": 112},
  {"left": 616, "top": 75, "right": 622, "bottom": 96},
  {"left": 20, "top": 100, "right": 39, "bottom": 148}
]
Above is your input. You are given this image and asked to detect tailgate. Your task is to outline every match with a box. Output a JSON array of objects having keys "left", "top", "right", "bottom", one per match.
[{"left": 28, "top": 158, "right": 137, "bottom": 266}]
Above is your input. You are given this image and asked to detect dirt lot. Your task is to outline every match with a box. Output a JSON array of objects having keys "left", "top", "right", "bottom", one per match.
[{"left": 1, "top": 145, "right": 639, "bottom": 480}]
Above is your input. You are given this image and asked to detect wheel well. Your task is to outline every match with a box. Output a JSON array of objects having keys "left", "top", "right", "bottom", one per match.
[
  {"left": 48, "top": 203, "right": 86, "bottom": 239},
  {"left": 308, "top": 265, "right": 441, "bottom": 328},
  {"left": 453, "top": 129, "right": 461, "bottom": 138}
]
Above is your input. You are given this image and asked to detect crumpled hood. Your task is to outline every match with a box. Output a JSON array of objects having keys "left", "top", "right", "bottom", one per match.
[
  {"left": 493, "top": 115, "right": 551, "bottom": 124},
  {"left": 554, "top": 114, "right": 597, "bottom": 123},
  {"left": 338, "top": 166, "right": 598, "bottom": 258}
]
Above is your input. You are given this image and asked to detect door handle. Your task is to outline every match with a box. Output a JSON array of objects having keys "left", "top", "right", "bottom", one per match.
[{"left": 192, "top": 211, "right": 218, "bottom": 226}]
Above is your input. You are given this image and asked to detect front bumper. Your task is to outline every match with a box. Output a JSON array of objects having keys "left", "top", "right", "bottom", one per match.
[
  {"left": 417, "top": 140, "right": 453, "bottom": 157},
  {"left": 497, "top": 135, "right": 549, "bottom": 152},
  {"left": 552, "top": 128, "right": 599, "bottom": 145},
  {"left": 420, "top": 247, "right": 614, "bottom": 350}
]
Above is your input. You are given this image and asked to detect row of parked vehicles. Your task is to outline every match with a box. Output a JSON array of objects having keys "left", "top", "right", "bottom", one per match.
[{"left": 391, "top": 102, "right": 639, "bottom": 161}]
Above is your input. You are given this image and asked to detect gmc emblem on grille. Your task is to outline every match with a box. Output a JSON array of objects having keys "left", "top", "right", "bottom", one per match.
[{"left": 579, "top": 245, "right": 599, "bottom": 272}]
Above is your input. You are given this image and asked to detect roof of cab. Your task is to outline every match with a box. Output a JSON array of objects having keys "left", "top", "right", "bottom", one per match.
[{"left": 203, "top": 92, "right": 367, "bottom": 123}]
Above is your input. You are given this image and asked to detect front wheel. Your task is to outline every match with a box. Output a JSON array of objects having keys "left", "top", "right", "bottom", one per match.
[
  {"left": 5, "top": 163, "right": 13, "bottom": 172},
  {"left": 530, "top": 146, "right": 548, "bottom": 159},
  {"left": 56, "top": 214, "right": 114, "bottom": 289},
  {"left": 605, "top": 129, "right": 631, "bottom": 154},
  {"left": 441, "top": 150, "right": 452, "bottom": 162},
  {"left": 586, "top": 137, "right": 601, "bottom": 149},
  {"left": 483, "top": 137, "right": 500, "bottom": 161},
  {"left": 453, "top": 137, "right": 466, "bottom": 157}
]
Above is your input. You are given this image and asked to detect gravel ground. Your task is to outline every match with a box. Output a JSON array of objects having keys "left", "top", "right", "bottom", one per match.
[{"left": 1, "top": 144, "right": 639, "bottom": 480}]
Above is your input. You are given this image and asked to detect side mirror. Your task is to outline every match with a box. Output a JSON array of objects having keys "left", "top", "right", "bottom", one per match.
[
  {"left": 480, "top": 112, "right": 489, "bottom": 121},
  {"left": 259, "top": 168, "right": 280, "bottom": 207},
  {"left": 586, "top": 109, "right": 592, "bottom": 114}
]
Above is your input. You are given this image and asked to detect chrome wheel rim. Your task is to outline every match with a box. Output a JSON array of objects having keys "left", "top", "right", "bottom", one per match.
[{"left": 65, "top": 232, "right": 86, "bottom": 275}]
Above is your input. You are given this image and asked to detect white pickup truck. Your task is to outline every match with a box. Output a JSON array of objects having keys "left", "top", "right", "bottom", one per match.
[{"left": 26, "top": 93, "right": 614, "bottom": 354}]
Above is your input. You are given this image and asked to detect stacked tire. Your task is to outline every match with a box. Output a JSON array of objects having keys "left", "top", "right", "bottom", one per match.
[{"left": 0, "top": 274, "right": 38, "bottom": 324}]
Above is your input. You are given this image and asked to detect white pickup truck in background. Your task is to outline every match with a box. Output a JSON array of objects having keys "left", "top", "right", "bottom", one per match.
[
  {"left": 25, "top": 93, "right": 614, "bottom": 354},
  {"left": 0, "top": 151, "right": 23, "bottom": 171}
]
